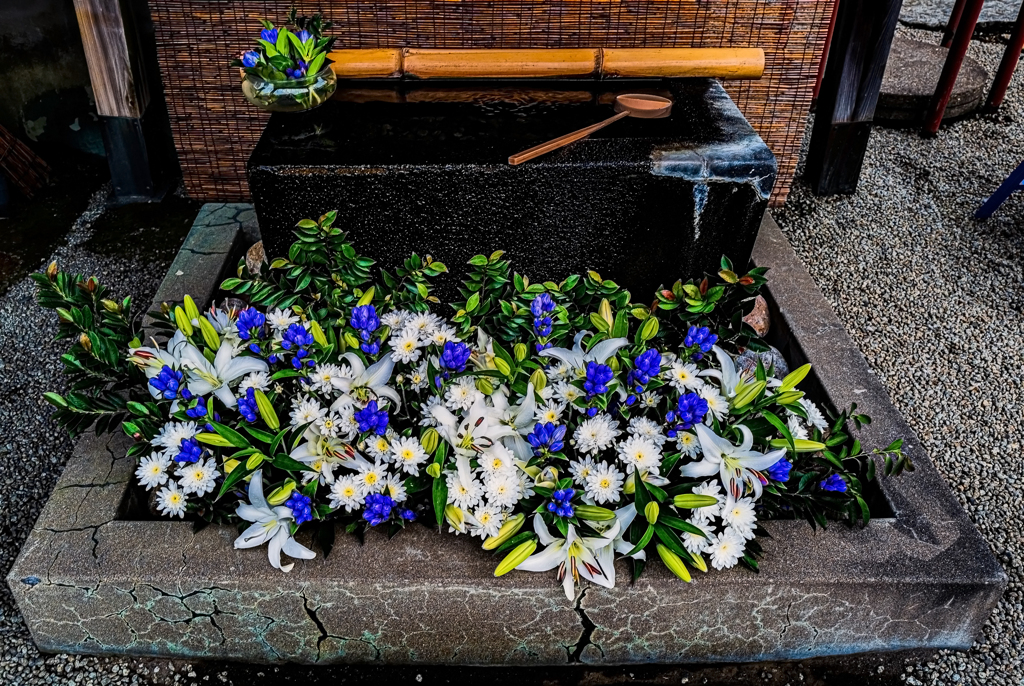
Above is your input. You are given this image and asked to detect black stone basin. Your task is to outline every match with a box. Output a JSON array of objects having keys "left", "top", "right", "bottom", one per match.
[{"left": 248, "top": 78, "right": 776, "bottom": 299}]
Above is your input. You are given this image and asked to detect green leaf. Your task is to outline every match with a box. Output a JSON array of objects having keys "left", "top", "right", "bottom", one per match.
[
  {"left": 433, "top": 477, "right": 448, "bottom": 528},
  {"left": 244, "top": 426, "right": 276, "bottom": 444},
  {"left": 217, "top": 463, "right": 254, "bottom": 501},
  {"left": 272, "top": 454, "right": 315, "bottom": 472},
  {"left": 624, "top": 525, "right": 654, "bottom": 557},
  {"left": 208, "top": 421, "right": 251, "bottom": 448}
]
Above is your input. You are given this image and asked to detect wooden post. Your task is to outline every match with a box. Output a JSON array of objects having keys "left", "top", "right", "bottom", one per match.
[
  {"left": 805, "top": 0, "right": 903, "bottom": 196},
  {"left": 922, "top": 0, "right": 984, "bottom": 135},
  {"left": 984, "top": 1, "right": 1024, "bottom": 111},
  {"left": 73, "top": 0, "right": 158, "bottom": 201}
]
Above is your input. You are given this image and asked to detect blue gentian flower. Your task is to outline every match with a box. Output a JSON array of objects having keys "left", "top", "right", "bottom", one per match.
[
  {"left": 260, "top": 28, "right": 278, "bottom": 43},
  {"left": 282, "top": 323, "right": 316, "bottom": 369},
  {"left": 820, "top": 474, "right": 847, "bottom": 492},
  {"left": 242, "top": 51, "right": 260, "bottom": 68},
  {"left": 684, "top": 325, "right": 718, "bottom": 360},
  {"left": 766, "top": 458, "right": 792, "bottom": 482},
  {"left": 363, "top": 493, "right": 395, "bottom": 526},
  {"left": 355, "top": 400, "right": 389, "bottom": 435},
  {"left": 665, "top": 392, "right": 709, "bottom": 437},
  {"left": 583, "top": 361, "right": 614, "bottom": 396},
  {"left": 285, "top": 492, "right": 313, "bottom": 525},
  {"left": 535, "top": 342, "right": 552, "bottom": 353},
  {"left": 175, "top": 437, "right": 203, "bottom": 464},
  {"left": 399, "top": 508, "right": 416, "bottom": 521},
  {"left": 546, "top": 488, "right": 575, "bottom": 518},
  {"left": 185, "top": 396, "right": 208, "bottom": 420},
  {"left": 236, "top": 308, "right": 266, "bottom": 341},
  {"left": 237, "top": 387, "right": 258, "bottom": 423},
  {"left": 298, "top": 30, "right": 312, "bottom": 43},
  {"left": 627, "top": 348, "right": 662, "bottom": 390},
  {"left": 530, "top": 292, "right": 555, "bottom": 317},
  {"left": 149, "top": 365, "right": 183, "bottom": 400},
  {"left": 526, "top": 422, "right": 566, "bottom": 456},
  {"left": 439, "top": 341, "right": 472, "bottom": 373},
  {"left": 350, "top": 305, "right": 379, "bottom": 334}
]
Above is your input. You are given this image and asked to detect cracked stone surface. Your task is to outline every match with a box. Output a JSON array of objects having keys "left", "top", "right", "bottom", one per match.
[{"left": 4, "top": 207, "right": 1005, "bottom": 666}]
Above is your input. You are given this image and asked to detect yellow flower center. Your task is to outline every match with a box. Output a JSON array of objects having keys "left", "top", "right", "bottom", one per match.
[{"left": 365, "top": 473, "right": 378, "bottom": 485}]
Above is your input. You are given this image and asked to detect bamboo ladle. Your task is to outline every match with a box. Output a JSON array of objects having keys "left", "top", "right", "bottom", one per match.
[{"left": 508, "top": 93, "right": 673, "bottom": 165}]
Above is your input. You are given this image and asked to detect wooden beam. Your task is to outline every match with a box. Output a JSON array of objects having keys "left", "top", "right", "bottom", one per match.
[
  {"left": 73, "top": 0, "right": 147, "bottom": 118},
  {"left": 805, "top": 0, "right": 903, "bottom": 196}
]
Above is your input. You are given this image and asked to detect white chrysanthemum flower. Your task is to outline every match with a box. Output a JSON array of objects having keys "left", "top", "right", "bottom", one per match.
[
  {"left": 640, "top": 391, "right": 661, "bottom": 409},
  {"left": 469, "top": 505, "right": 503, "bottom": 539},
  {"left": 800, "top": 399, "right": 828, "bottom": 432},
  {"left": 708, "top": 529, "right": 746, "bottom": 570},
  {"left": 787, "top": 414, "right": 809, "bottom": 440},
  {"left": 722, "top": 497, "right": 758, "bottom": 540},
  {"left": 568, "top": 456, "right": 598, "bottom": 485},
  {"left": 329, "top": 475, "right": 363, "bottom": 512},
  {"left": 365, "top": 433, "right": 391, "bottom": 460},
  {"left": 334, "top": 404, "right": 360, "bottom": 440},
  {"left": 136, "top": 452, "right": 170, "bottom": 490},
  {"left": 427, "top": 325, "right": 458, "bottom": 347},
  {"left": 301, "top": 456, "right": 337, "bottom": 486},
  {"left": 406, "top": 312, "right": 440, "bottom": 337},
  {"left": 445, "top": 377, "right": 482, "bottom": 412},
  {"left": 691, "top": 480, "right": 725, "bottom": 522},
  {"left": 309, "top": 363, "right": 348, "bottom": 394},
  {"left": 156, "top": 482, "right": 188, "bottom": 518},
  {"left": 535, "top": 402, "right": 566, "bottom": 425},
  {"left": 391, "top": 436, "right": 428, "bottom": 475},
  {"left": 238, "top": 371, "right": 271, "bottom": 393},
  {"left": 584, "top": 462, "right": 624, "bottom": 504},
  {"left": 574, "top": 414, "right": 621, "bottom": 455},
  {"left": 315, "top": 412, "right": 344, "bottom": 439},
  {"left": 267, "top": 308, "right": 299, "bottom": 332},
  {"left": 408, "top": 362, "right": 429, "bottom": 391},
  {"left": 175, "top": 458, "right": 219, "bottom": 497},
  {"left": 389, "top": 328, "right": 422, "bottom": 364},
  {"left": 518, "top": 472, "right": 536, "bottom": 501},
  {"left": 676, "top": 430, "right": 701, "bottom": 457},
  {"left": 419, "top": 395, "right": 443, "bottom": 426},
  {"left": 384, "top": 473, "right": 408, "bottom": 503},
  {"left": 479, "top": 444, "right": 515, "bottom": 476},
  {"left": 484, "top": 471, "right": 521, "bottom": 509},
  {"left": 628, "top": 416, "right": 667, "bottom": 447},
  {"left": 554, "top": 380, "right": 584, "bottom": 405},
  {"left": 616, "top": 434, "right": 662, "bottom": 474},
  {"left": 290, "top": 396, "right": 326, "bottom": 427},
  {"left": 381, "top": 310, "right": 411, "bottom": 330},
  {"left": 666, "top": 361, "right": 703, "bottom": 391},
  {"left": 152, "top": 421, "right": 198, "bottom": 449},
  {"left": 699, "top": 385, "right": 728, "bottom": 422},
  {"left": 548, "top": 362, "right": 573, "bottom": 382},
  {"left": 539, "top": 385, "right": 555, "bottom": 402},
  {"left": 447, "top": 471, "right": 484, "bottom": 510},
  {"left": 355, "top": 462, "right": 388, "bottom": 496},
  {"left": 681, "top": 516, "right": 713, "bottom": 554}
]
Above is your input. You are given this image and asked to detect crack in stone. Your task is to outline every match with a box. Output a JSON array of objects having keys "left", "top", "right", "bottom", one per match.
[{"left": 566, "top": 587, "right": 602, "bottom": 663}]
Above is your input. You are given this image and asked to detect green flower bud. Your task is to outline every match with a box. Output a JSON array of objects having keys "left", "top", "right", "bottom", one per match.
[
  {"left": 421, "top": 428, "right": 439, "bottom": 454},
  {"left": 266, "top": 479, "right": 296, "bottom": 506},
  {"left": 100, "top": 298, "right": 121, "bottom": 313},
  {"left": 574, "top": 505, "right": 616, "bottom": 521},
  {"left": 608, "top": 357, "right": 620, "bottom": 372},
  {"left": 656, "top": 543, "right": 691, "bottom": 582},
  {"left": 482, "top": 513, "right": 525, "bottom": 550},
  {"left": 183, "top": 294, "right": 200, "bottom": 323},
  {"left": 198, "top": 316, "right": 221, "bottom": 350},
  {"left": 426, "top": 463, "right": 441, "bottom": 479},
  {"left": 690, "top": 551, "right": 708, "bottom": 573},
  {"left": 673, "top": 493, "right": 720, "bottom": 509},
  {"left": 310, "top": 320, "right": 328, "bottom": 347},
  {"left": 639, "top": 315, "right": 660, "bottom": 342},
  {"left": 598, "top": 298, "right": 614, "bottom": 329},
  {"left": 444, "top": 504, "right": 465, "bottom": 532},
  {"left": 174, "top": 306, "right": 193, "bottom": 336},
  {"left": 494, "top": 357, "right": 512, "bottom": 377},
  {"left": 254, "top": 390, "right": 279, "bottom": 430},
  {"left": 494, "top": 539, "right": 538, "bottom": 577},
  {"left": 475, "top": 378, "right": 495, "bottom": 396},
  {"left": 529, "top": 369, "right": 547, "bottom": 393},
  {"left": 772, "top": 390, "right": 805, "bottom": 405},
  {"left": 769, "top": 438, "right": 827, "bottom": 453},
  {"left": 644, "top": 501, "right": 660, "bottom": 524},
  {"left": 245, "top": 452, "right": 265, "bottom": 470},
  {"left": 514, "top": 343, "right": 527, "bottom": 362},
  {"left": 344, "top": 332, "right": 361, "bottom": 349}
]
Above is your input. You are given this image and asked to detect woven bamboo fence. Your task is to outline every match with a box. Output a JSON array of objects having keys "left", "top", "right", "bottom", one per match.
[{"left": 149, "top": 0, "right": 834, "bottom": 207}]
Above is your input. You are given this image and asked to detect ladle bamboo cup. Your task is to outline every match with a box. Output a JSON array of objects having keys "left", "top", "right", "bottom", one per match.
[{"left": 508, "top": 93, "right": 673, "bottom": 166}]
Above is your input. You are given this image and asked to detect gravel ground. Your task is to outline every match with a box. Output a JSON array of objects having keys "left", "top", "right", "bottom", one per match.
[
  {"left": 775, "top": 25, "right": 1024, "bottom": 686},
  {"left": 0, "top": 23, "right": 1022, "bottom": 686}
]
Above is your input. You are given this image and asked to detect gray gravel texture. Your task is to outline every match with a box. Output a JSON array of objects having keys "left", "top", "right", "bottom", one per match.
[
  {"left": 901, "top": 0, "right": 1022, "bottom": 30},
  {"left": 775, "top": 25, "right": 1024, "bottom": 686},
  {"left": 0, "top": 23, "right": 1022, "bottom": 686}
]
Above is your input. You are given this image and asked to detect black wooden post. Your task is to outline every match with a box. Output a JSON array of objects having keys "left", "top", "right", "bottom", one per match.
[{"left": 805, "top": 0, "right": 903, "bottom": 196}]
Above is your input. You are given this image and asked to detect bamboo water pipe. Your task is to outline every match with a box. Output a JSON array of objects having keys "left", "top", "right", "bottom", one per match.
[{"left": 326, "top": 48, "right": 765, "bottom": 80}]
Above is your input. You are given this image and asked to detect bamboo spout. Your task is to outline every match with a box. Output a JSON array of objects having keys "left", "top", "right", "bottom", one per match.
[{"left": 326, "top": 47, "right": 765, "bottom": 80}]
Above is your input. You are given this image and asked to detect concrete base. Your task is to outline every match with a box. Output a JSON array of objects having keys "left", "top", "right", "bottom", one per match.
[
  {"left": 6, "top": 205, "right": 1005, "bottom": 665},
  {"left": 877, "top": 37, "right": 989, "bottom": 123}
]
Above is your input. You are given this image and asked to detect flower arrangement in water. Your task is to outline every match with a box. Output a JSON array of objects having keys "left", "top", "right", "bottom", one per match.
[
  {"left": 35, "top": 211, "right": 911, "bottom": 594},
  {"left": 231, "top": 9, "right": 337, "bottom": 112}
]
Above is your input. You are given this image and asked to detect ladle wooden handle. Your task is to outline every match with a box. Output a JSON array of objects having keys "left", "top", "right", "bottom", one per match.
[{"left": 508, "top": 110, "right": 629, "bottom": 165}]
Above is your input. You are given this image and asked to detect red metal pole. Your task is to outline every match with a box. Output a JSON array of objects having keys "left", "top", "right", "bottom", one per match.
[
  {"left": 985, "top": 1, "right": 1024, "bottom": 111},
  {"left": 923, "top": 0, "right": 985, "bottom": 135},
  {"left": 941, "top": 0, "right": 969, "bottom": 48},
  {"left": 812, "top": 0, "right": 842, "bottom": 101}
]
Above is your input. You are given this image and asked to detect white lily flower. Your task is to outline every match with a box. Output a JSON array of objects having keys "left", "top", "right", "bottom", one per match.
[
  {"left": 128, "top": 331, "right": 191, "bottom": 411},
  {"left": 516, "top": 514, "right": 620, "bottom": 600},
  {"left": 490, "top": 383, "right": 538, "bottom": 459},
  {"left": 538, "top": 331, "right": 629, "bottom": 371},
  {"left": 430, "top": 395, "right": 516, "bottom": 458},
  {"left": 179, "top": 341, "right": 268, "bottom": 408},
  {"left": 678, "top": 424, "right": 787, "bottom": 500},
  {"left": 471, "top": 329, "right": 499, "bottom": 371},
  {"left": 233, "top": 470, "right": 316, "bottom": 572},
  {"left": 334, "top": 352, "right": 401, "bottom": 410},
  {"left": 698, "top": 345, "right": 745, "bottom": 398}
]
